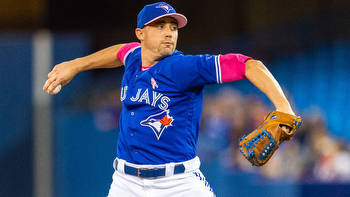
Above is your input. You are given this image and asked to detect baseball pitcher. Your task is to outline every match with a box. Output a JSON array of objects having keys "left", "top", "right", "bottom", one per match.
[{"left": 43, "top": 2, "right": 301, "bottom": 197}]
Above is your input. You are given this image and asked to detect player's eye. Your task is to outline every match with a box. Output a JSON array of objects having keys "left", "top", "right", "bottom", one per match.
[
  {"left": 170, "top": 25, "right": 178, "bottom": 31},
  {"left": 157, "top": 24, "right": 164, "bottom": 29}
]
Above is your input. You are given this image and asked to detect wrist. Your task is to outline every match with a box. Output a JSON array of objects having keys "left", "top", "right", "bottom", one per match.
[
  {"left": 272, "top": 98, "right": 295, "bottom": 115},
  {"left": 275, "top": 106, "right": 295, "bottom": 116},
  {"left": 71, "top": 57, "right": 88, "bottom": 73}
]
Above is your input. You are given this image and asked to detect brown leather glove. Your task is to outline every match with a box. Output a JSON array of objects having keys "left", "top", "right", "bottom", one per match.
[{"left": 239, "top": 111, "right": 302, "bottom": 166}]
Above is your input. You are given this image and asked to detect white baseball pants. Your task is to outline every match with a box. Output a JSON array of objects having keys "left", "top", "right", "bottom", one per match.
[{"left": 107, "top": 157, "right": 215, "bottom": 197}]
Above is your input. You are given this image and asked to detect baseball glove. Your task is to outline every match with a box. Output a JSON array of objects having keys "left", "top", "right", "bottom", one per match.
[{"left": 239, "top": 111, "right": 302, "bottom": 166}]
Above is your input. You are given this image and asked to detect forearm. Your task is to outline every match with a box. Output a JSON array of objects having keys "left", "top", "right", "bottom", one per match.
[
  {"left": 245, "top": 59, "right": 294, "bottom": 115},
  {"left": 43, "top": 44, "right": 126, "bottom": 94},
  {"left": 74, "top": 44, "right": 126, "bottom": 72}
]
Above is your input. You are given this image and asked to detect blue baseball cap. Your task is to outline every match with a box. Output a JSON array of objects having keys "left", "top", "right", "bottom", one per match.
[{"left": 137, "top": 2, "right": 187, "bottom": 29}]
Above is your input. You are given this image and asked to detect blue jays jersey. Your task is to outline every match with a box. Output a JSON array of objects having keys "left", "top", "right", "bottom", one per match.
[{"left": 116, "top": 43, "right": 250, "bottom": 165}]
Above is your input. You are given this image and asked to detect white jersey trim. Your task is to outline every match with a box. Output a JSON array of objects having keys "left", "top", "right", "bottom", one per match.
[{"left": 215, "top": 55, "right": 222, "bottom": 84}]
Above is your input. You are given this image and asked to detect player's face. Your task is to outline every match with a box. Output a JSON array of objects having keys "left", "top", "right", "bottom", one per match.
[{"left": 140, "top": 17, "right": 178, "bottom": 59}]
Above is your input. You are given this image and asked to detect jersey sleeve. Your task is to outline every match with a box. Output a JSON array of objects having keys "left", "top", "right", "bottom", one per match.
[
  {"left": 116, "top": 42, "right": 141, "bottom": 65},
  {"left": 171, "top": 53, "right": 252, "bottom": 90}
]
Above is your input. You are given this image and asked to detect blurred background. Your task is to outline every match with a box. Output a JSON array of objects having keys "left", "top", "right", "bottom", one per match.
[{"left": 1, "top": 0, "right": 350, "bottom": 196}]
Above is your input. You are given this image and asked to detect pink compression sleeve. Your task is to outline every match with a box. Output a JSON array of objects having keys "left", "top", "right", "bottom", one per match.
[
  {"left": 116, "top": 42, "right": 141, "bottom": 64},
  {"left": 219, "top": 53, "right": 252, "bottom": 82}
]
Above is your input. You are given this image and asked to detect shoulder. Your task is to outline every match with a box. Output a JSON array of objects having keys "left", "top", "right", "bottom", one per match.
[
  {"left": 117, "top": 42, "right": 141, "bottom": 65},
  {"left": 157, "top": 51, "right": 217, "bottom": 77}
]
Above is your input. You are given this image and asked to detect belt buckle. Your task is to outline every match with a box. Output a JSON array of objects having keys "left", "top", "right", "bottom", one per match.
[{"left": 137, "top": 168, "right": 149, "bottom": 177}]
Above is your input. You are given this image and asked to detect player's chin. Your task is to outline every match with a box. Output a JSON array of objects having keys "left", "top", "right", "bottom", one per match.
[{"left": 158, "top": 48, "right": 174, "bottom": 59}]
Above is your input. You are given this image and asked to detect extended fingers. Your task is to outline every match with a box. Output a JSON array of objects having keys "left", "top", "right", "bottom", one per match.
[
  {"left": 43, "top": 76, "right": 56, "bottom": 91},
  {"left": 43, "top": 72, "right": 63, "bottom": 94},
  {"left": 44, "top": 63, "right": 71, "bottom": 94},
  {"left": 47, "top": 80, "right": 61, "bottom": 94}
]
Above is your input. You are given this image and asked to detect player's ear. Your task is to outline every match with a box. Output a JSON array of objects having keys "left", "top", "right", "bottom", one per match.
[{"left": 135, "top": 28, "right": 144, "bottom": 41}]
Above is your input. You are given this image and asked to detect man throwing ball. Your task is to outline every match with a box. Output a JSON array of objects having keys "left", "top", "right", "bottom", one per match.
[{"left": 43, "top": 2, "right": 301, "bottom": 197}]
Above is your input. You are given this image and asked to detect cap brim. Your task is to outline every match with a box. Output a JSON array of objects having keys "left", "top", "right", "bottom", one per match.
[{"left": 144, "top": 13, "right": 188, "bottom": 28}]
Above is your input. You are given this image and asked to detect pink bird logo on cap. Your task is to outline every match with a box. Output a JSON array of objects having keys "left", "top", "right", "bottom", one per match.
[{"left": 156, "top": 4, "right": 173, "bottom": 13}]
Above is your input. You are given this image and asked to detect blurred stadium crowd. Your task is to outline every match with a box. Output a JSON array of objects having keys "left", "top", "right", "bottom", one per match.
[
  {"left": 198, "top": 88, "right": 350, "bottom": 183},
  {"left": 88, "top": 86, "right": 350, "bottom": 184}
]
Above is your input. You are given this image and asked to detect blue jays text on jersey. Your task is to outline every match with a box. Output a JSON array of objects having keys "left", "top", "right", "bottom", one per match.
[
  {"left": 120, "top": 86, "right": 170, "bottom": 111},
  {"left": 116, "top": 42, "right": 251, "bottom": 165}
]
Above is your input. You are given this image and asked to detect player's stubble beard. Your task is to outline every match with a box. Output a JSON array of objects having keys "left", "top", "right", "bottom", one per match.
[{"left": 155, "top": 42, "right": 176, "bottom": 61}]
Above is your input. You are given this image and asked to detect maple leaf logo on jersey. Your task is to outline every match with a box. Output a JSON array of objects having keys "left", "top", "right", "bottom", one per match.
[
  {"left": 156, "top": 3, "right": 173, "bottom": 13},
  {"left": 140, "top": 110, "right": 174, "bottom": 140}
]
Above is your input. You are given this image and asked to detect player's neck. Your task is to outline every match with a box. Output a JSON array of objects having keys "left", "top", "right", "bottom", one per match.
[{"left": 141, "top": 48, "right": 159, "bottom": 67}]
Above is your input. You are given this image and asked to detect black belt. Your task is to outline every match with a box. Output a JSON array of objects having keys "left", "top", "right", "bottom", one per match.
[{"left": 119, "top": 161, "right": 186, "bottom": 178}]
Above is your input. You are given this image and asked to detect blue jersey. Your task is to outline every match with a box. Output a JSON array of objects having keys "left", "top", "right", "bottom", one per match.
[{"left": 116, "top": 43, "right": 250, "bottom": 164}]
